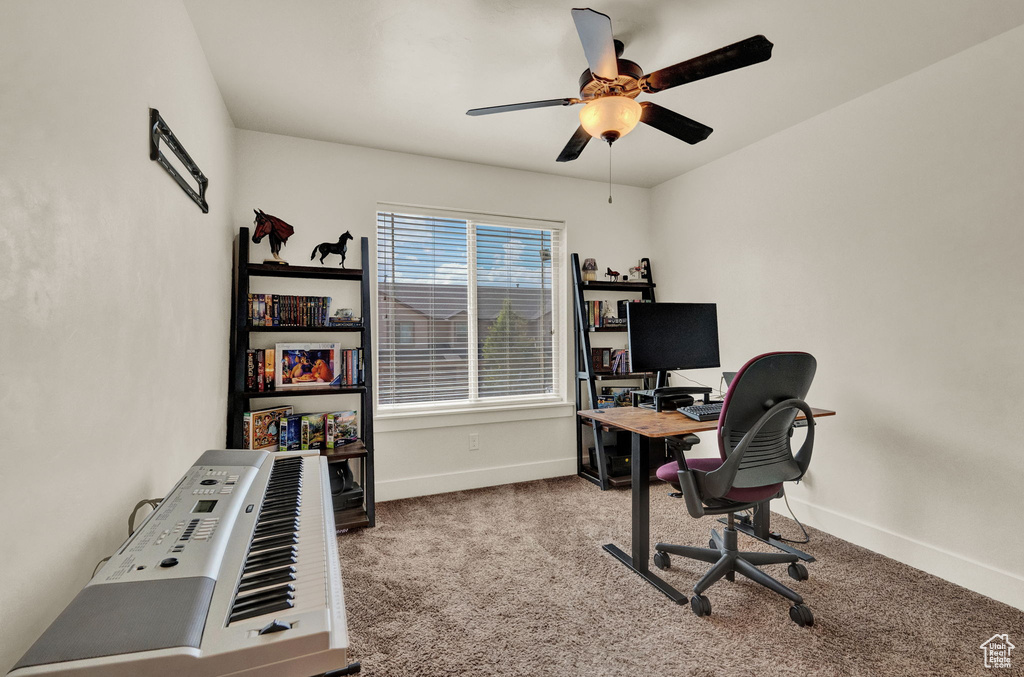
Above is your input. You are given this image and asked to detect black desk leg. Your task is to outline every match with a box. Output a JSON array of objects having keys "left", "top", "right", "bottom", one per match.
[
  {"left": 720, "top": 500, "right": 816, "bottom": 562},
  {"left": 603, "top": 432, "right": 688, "bottom": 604}
]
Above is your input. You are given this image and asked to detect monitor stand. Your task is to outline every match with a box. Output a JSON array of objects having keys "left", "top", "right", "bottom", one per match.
[{"left": 631, "top": 386, "right": 712, "bottom": 412}]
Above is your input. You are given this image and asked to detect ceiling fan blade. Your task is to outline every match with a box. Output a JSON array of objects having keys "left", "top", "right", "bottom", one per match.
[
  {"left": 639, "top": 102, "right": 713, "bottom": 144},
  {"left": 640, "top": 35, "right": 773, "bottom": 93},
  {"left": 467, "top": 98, "right": 577, "bottom": 116},
  {"left": 571, "top": 8, "right": 618, "bottom": 81},
  {"left": 556, "top": 126, "right": 592, "bottom": 162}
]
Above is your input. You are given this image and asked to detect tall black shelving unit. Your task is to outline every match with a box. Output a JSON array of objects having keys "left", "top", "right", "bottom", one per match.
[
  {"left": 228, "top": 227, "right": 375, "bottom": 529},
  {"left": 572, "top": 253, "right": 665, "bottom": 490}
]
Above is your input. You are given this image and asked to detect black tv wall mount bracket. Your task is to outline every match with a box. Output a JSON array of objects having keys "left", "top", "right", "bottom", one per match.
[{"left": 149, "top": 108, "right": 209, "bottom": 213}]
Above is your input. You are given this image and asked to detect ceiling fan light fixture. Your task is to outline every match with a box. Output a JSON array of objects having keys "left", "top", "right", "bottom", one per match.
[{"left": 579, "top": 96, "right": 641, "bottom": 144}]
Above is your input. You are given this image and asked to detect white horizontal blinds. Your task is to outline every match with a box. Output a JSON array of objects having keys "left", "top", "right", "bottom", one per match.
[
  {"left": 377, "top": 212, "right": 470, "bottom": 406},
  {"left": 475, "top": 224, "right": 560, "bottom": 399}
]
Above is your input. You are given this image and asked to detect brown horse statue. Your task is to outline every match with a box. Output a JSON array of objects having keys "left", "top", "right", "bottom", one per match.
[
  {"left": 252, "top": 209, "right": 295, "bottom": 264},
  {"left": 310, "top": 231, "right": 353, "bottom": 267}
]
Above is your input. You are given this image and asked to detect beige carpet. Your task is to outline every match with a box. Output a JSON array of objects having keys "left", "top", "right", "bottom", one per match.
[{"left": 336, "top": 477, "right": 1023, "bottom": 676}]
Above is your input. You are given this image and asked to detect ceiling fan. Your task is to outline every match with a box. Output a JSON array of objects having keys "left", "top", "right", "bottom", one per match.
[{"left": 466, "top": 8, "right": 773, "bottom": 163}]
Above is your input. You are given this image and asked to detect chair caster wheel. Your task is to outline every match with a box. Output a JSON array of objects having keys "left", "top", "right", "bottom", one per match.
[
  {"left": 789, "top": 604, "right": 814, "bottom": 627},
  {"left": 690, "top": 594, "right": 711, "bottom": 617},
  {"left": 788, "top": 562, "right": 809, "bottom": 581},
  {"left": 653, "top": 551, "right": 671, "bottom": 570},
  {"left": 709, "top": 539, "right": 716, "bottom": 550}
]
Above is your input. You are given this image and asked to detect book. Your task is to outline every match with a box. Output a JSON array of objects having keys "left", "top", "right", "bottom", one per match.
[
  {"left": 301, "top": 412, "right": 327, "bottom": 450},
  {"left": 245, "top": 350, "right": 258, "bottom": 391},
  {"left": 264, "top": 348, "right": 275, "bottom": 391},
  {"left": 247, "top": 405, "right": 292, "bottom": 450},
  {"left": 242, "top": 412, "right": 252, "bottom": 449},
  {"left": 256, "top": 349, "right": 265, "bottom": 392},
  {"left": 278, "top": 413, "right": 303, "bottom": 451},
  {"left": 326, "top": 410, "right": 358, "bottom": 449},
  {"left": 335, "top": 410, "right": 358, "bottom": 443}
]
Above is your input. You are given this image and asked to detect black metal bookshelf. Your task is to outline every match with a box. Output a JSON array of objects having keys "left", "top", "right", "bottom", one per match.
[
  {"left": 228, "top": 227, "right": 375, "bottom": 528},
  {"left": 571, "top": 253, "right": 664, "bottom": 489}
]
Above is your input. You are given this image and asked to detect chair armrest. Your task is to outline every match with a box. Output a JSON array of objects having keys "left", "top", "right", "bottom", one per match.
[
  {"left": 703, "top": 398, "right": 815, "bottom": 498},
  {"left": 665, "top": 433, "right": 700, "bottom": 470},
  {"left": 675, "top": 468, "right": 707, "bottom": 518}
]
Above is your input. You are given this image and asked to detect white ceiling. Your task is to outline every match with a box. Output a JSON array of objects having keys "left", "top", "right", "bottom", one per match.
[{"left": 184, "top": 0, "right": 1024, "bottom": 188}]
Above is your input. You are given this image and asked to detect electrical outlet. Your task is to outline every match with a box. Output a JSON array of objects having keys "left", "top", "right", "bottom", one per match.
[{"left": 468, "top": 433, "right": 480, "bottom": 451}]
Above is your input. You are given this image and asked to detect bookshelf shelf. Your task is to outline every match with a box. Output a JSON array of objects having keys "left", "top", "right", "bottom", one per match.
[
  {"left": 245, "top": 262, "right": 363, "bottom": 280},
  {"left": 228, "top": 227, "right": 376, "bottom": 528},
  {"left": 235, "top": 385, "right": 367, "bottom": 399},
  {"left": 580, "top": 280, "right": 655, "bottom": 292}
]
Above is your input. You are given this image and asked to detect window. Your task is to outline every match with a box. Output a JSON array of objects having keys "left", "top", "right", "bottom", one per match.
[
  {"left": 377, "top": 206, "right": 563, "bottom": 411},
  {"left": 396, "top": 321, "right": 415, "bottom": 344}
]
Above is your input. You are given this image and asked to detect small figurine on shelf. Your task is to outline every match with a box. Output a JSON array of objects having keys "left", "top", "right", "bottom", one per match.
[
  {"left": 605, "top": 267, "right": 620, "bottom": 281},
  {"left": 582, "top": 257, "right": 598, "bottom": 282},
  {"left": 310, "top": 231, "right": 354, "bottom": 267},
  {"left": 252, "top": 209, "right": 295, "bottom": 265}
]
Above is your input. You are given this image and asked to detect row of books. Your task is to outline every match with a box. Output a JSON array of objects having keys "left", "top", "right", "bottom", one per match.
[
  {"left": 242, "top": 405, "right": 359, "bottom": 452},
  {"left": 586, "top": 299, "right": 652, "bottom": 328},
  {"left": 590, "top": 347, "right": 632, "bottom": 374},
  {"left": 248, "top": 293, "right": 334, "bottom": 327},
  {"left": 245, "top": 348, "right": 275, "bottom": 391},
  {"left": 245, "top": 345, "right": 364, "bottom": 391},
  {"left": 328, "top": 348, "right": 364, "bottom": 387}
]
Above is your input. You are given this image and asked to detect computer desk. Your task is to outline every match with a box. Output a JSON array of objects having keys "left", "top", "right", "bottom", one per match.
[{"left": 577, "top": 405, "right": 836, "bottom": 604}]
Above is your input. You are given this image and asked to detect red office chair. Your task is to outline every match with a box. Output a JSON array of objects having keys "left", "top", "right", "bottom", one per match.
[{"left": 653, "top": 352, "right": 817, "bottom": 626}]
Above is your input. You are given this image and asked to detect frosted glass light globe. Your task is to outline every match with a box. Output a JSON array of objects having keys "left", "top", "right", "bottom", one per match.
[{"left": 579, "top": 96, "right": 642, "bottom": 142}]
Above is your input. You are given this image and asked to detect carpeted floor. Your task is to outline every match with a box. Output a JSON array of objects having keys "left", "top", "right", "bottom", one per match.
[{"left": 336, "top": 476, "right": 1023, "bottom": 676}]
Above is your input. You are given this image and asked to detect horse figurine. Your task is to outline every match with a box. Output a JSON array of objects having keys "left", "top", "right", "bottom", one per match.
[
  {"left": 252, "top": 209, "right": 295, "bottom": 264},
  {"left": 310, "top": 231, "right": 353, "bottom": 267}
]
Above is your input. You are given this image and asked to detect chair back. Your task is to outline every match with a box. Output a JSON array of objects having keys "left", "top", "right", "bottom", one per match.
[{"left": 717, "top": 352, "right": 816, "bottom": 488}]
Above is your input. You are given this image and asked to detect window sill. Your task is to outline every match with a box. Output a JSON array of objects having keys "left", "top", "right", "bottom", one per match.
[{"left": 375, "top": 399, "right": 576, "bottom": 432}]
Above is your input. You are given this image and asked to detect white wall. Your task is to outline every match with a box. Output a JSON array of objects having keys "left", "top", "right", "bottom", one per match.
[
  {"left": 234, "top": 130, "right": 651, "bottom": 501},
  {"left": 0, "top": 1, "right": 236, "bottom": 671},
  {"left": 650, "top": 25, "right": 1024, "bottom": 608}
]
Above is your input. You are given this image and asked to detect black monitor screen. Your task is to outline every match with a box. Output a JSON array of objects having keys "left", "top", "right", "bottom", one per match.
[{"left": 627, "top": 303, "right": 720, "bottom": 373}]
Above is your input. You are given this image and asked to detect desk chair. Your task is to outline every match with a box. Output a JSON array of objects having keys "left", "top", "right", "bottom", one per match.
[{"left": 653, "top": 352, "right": 817, "bottom": 626}]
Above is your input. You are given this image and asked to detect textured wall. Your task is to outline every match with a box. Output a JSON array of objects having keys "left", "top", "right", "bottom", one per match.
[
  {"left": 650, "top": 25, "right": 1024, "bottom": 608},
  {"left": 0, "top": 1, "right": 236, "bottom": 670}
]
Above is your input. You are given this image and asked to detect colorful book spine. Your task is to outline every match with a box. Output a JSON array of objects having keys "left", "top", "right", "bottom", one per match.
[{"left": 279, "top": 414, "right": 303, "bottom": 451}]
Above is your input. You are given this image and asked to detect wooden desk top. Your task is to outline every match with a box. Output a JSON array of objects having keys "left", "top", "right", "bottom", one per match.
[{"left": 578, "top": 406, "right": 836, "bottom": 438}]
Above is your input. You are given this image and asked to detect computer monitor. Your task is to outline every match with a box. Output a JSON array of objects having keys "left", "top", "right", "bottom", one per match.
[{"left": 627, "top": 302, "right": 720, "bottom": 373}]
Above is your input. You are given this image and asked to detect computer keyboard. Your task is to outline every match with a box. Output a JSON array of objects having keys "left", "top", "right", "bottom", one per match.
[{"left": 678, "top": 401, "right": 724, "bottom": 422}]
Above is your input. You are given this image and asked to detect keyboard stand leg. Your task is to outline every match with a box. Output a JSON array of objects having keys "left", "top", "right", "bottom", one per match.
[{"left": 323, "top": 662, "right": 361, "bottom": 676}]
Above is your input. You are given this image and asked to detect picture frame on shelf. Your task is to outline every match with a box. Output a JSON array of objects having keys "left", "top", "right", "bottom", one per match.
[{"left": 275, "top": 342, "right": 341, "bottom": 388}]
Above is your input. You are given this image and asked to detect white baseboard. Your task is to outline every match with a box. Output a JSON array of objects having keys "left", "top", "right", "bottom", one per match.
[
  {"left": 785, "top": 496, "right": 1024, "bottom": 611},
  {"left": 376, "top": 457, "right": 578, "bottom": 502}
]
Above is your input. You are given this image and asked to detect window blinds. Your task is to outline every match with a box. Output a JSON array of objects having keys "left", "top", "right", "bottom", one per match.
[{"left": 377, "top": 210, "right": 562, "bottom": 409}]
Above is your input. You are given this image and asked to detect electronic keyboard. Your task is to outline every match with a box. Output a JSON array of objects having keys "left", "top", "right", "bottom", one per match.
[{"left": 9, "top": 449, "right": 355, "bottom": 677}]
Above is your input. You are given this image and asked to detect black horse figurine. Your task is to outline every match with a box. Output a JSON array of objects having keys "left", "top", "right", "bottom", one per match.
[
  {"left": 252, "top": 209, "right": 295, "bottom": 264},
  {"left": 310, "top": 231, "right": 353, "bottom": 267}
]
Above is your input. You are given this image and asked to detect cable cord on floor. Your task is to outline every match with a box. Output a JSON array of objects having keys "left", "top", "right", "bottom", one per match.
[{"left": 779, "top": 491, "right": 810, "bottom": 544}]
